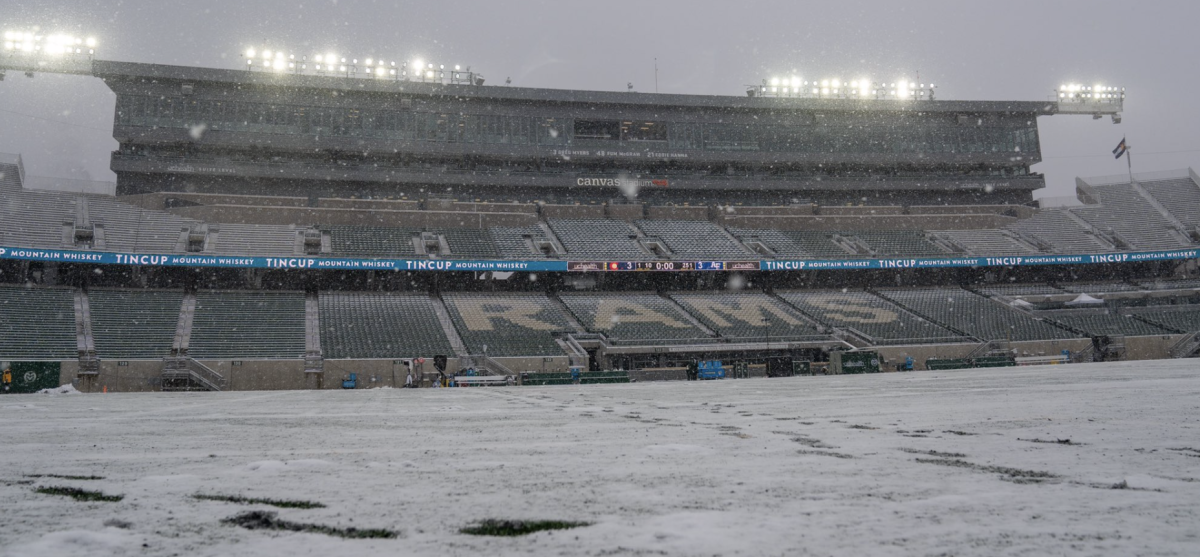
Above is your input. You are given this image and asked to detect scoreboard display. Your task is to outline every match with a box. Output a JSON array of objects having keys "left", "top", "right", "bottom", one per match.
[{"left": 567, "top": 261, "right": 760, "bottom": 272}]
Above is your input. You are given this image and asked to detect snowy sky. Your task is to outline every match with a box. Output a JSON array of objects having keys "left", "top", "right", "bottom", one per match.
[{"left": 1, "top": 0, "right": 1196, "bottom": 199}]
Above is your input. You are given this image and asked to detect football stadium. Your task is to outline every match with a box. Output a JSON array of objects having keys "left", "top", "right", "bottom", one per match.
[{"left": 1, "top": 35, "right": 1198, "bottom": 394}]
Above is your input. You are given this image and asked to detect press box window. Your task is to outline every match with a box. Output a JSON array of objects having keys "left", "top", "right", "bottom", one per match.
[{"left": 621, "top": 121, "right": 668, "bottom": 142}]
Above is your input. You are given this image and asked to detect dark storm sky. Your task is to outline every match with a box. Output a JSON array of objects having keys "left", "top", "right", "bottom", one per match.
[{"left": 1, "top": 0, "right": 1196, "bottom": 199}]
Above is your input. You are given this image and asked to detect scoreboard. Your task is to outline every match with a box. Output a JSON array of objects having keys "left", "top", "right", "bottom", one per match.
[{"left": 567, "top": 261, "right": 761, "bottom": 272}]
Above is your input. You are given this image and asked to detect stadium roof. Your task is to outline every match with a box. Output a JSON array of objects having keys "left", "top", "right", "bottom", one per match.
[{"left": 3, "top": 57, "right": 1095, "bottom": 116}]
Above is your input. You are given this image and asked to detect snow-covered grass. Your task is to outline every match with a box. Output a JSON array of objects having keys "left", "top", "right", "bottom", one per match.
[{"left": 2, "top": 360, "right": 1199, "bottom": 556}]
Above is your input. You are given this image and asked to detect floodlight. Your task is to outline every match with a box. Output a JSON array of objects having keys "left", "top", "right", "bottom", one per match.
[
  {"left": 413, "top": 59, "right": 423, "bottom": 70},
  {"left": 770, "top": 77, "right": 780, "bottom": 86},
  {"left": 455, "top": 64, "right": 461, "bottom": 71},
  {"left": 790, "top": 76, "right": 800, "bottom": 87},
  {"left": 376, "top": 67, "right": 384, "bottom": 76},
  {"left": 365, "top": 58, "right": 373, "bottom": 65},
  {"left": 86, "top": 37, "right": 95, "bottom": 48},
  {"left": 247, "top": 59, "right": 253, "bottom": 65}
]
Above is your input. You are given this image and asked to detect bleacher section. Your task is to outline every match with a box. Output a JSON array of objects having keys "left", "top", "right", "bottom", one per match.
[
  {"left": 1141, "top": 178, "right": 1200, "bottom": 228},
  {"left": 937, "top": 230, "right": 1038, "bottom": 256},
  {"left": 86, "top": 196, "right": 195, "bottom": 253},
  {"left": 877, "top": 288, "right": 1079, "bottom": 342},
  {"left": 634, "top": 220, "right": 751, "bottom": 258},
  {"left": 490, "top": 226, "right": 554, "bottom": 258},
  {"left": 547, "top": 219, "right": 648, "bottom": 259},
  {"left": 777, "top": 290, "right": 968, "bottom": 344},
  {"left": 1136, "top": 278, "right": 1200, "bottom": 291},
  {"left": 442, "top": 292, "right": 573, "bottom": 356},
  {"left": 1129, "top": 308, "right": 1200, "bottom": 333},
  {"left": 976, "top": 284, "right": 1065, "bottom": 297},
  {"left": 852, "top": 231, "right": 948, "bottom": 256},
  {"left": 210, "top": 223, "right": 298, "bottom": 256},
  {"left": 671, "top": 292, "right": 826, "bottom": 341},
  {"left": 318, "top": 292, "right": 453, "bottom": 359},
  {"left": 88, "top": 289, "right": 183, "bottom": 359},
  {"left": 1056, "top": 281, "right": 1145, "bottom": 294},
  {"left": 0, "top": 286, "right": 79, "bottom": 359},
  {"left": 1008, "top": 210, "right": 1113, "bottom": 253},
  {"left": 727, "top": 228, "right": 815, "bottom": 258},
  {"left": 559, "top": 292, "right": 709, "bottom": 344},
  {"left": 1072, "top": 183, "right": 1190, "bottom": 250},
  {"left": 1048, "top": 312, "right": 1174, "bottom": 337},
  {"left": 328, "top": 226, "right": 419, "bottom": 257},
  {"left": 781, "top": 231, "right": 855, "bottom": 258},
  {"left": 189, "top": 291, "right": 306, "bottom": 359},
  {"left": 435, "top": 228, "right": 500, "bottom": 258}
]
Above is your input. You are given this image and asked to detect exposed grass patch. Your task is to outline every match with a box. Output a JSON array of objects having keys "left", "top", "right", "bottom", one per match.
[
  {"left": 848, "top": 424, "right": 879, "bottom": 430},
  {"left": 914, "top": 458, "right": 1058, "bottom": 482},
  {"left": 789, "top": 436, "right": 838, "bottom": 449},
  {"left": 797, "top": 449, "right": 856, "bottom": 459},
  {"left": 1018, "top": 438, "right": 1081, "bottom": 446},
  {"left": 460, "top": 519, "right": 590, "bottom": 537},
  {"left": 25, "top": 474, "right": 105, "bottom": 480},
  {"left": 222, "top": 510, "right": 396, "bottom": 539},
  {"left": 35, "top": 486, "right": 123, "bottom": 502},
  {"left": 899, "top": 448, "right": 966, "bottom": 458},
  {"left": 943, "top": 430, "right": 977, "bottom": 436},
  {"left": 194, "top": 493, "right": 326, "bottom": 509}
]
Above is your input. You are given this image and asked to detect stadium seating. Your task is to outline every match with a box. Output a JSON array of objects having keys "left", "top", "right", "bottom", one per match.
[
  {"left": 0, "top": 285, "right": 79, "bottom": 359},
  {"left": 0, "top": 188, "right": 77, "bottom": 250},
  {"left": 851, "top": 231, "right": 949, "bottom": 256},
  {"left": 1055, "top": 281, "right": 1145, "bottom": 294},
  {"left": 209, "top": 223, "right": 298, "bottom": 257},
  {"left": 877, "top": 288, "right": 1079, "bottom": 342},
  {"left": 727, "top": 228, "right": 815, "bottom": 258},
  {"left": 1008, "top": 210, "right": 1114, "bottom": 253},
  {"left": 777, "top": 290, "right": 968, "bottom": 344},
  {"left": 490, "top": 226, "right": 556, "bottom": 258},
  {"left": 85, "top": 195, "right": 196, "bottom": 253},
  {"left": 328, "top": 225, "right": 419, "bottom": 257},
  {"left": 318, "top": 292, "right": 453, "bottom": 359},
  {"left": 441, "top": 292, "right": 573, "bottom": 356},
  {"left": 434, "top": 228, "right": 500, "bottom": 258},
  {"left": 936, "top": 230, "right": 1039, "bottom": 256},
  {"left": 634, "top": 220, "right": 751, "bottom": 258},
  {"left": 1048, "top": 312, "right": 1174, "bottom": 337},
  {"left": 189, "top": 291, "right": 307, "bottom": 359},
  {"left": 976, "top": 284, "right": 1065, "bottom": 297},
  {"left": 1135, "top": 278, "right": 1200, "bottom": 291},
  {"left": 560, "top": 292, "right": 709, "bottom": 344},
  {"left": 88, "top": 289, "right": 184, "bottom": 359},
  {"left": 671, "top": 292, "right": 827, "bottom": 341},
  {"left": 1129, "top": 308, "right": 1200, "bottom": 333},
  {"left": 547, "top": 219, "right": 649, "bottom": 259},
  {"left": 1140, "top": 177, "right": 1200, "bottom": 228},
  {"left": 1071, "top": 183, "right": 1190, "bottom": 250}
]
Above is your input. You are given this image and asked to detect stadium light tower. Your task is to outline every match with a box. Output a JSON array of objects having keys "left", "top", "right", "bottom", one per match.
[{"left": 1055, "top": 82, "right": 1124, "bottom": 123}]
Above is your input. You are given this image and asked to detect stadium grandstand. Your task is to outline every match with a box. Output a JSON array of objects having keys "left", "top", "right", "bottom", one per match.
[{"left": 1, "top": 47, "right": 1198, "bottom": 392}]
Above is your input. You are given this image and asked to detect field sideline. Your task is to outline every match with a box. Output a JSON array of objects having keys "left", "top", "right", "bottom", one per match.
[{"left": 2, "top": 361, "right": 1198, "bottom": 556}]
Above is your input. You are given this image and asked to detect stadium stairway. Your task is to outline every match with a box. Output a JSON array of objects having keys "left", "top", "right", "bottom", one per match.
[
  {"left": 305, "top": 292, "right": 323, "bottom": 374},
  {"left": 429, "top": 293, "right": 470, "bottom": 358}
]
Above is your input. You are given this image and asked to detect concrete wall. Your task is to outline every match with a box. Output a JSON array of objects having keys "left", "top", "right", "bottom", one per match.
[
  {"left": 645, "top": 205, "right": 710, "bottom": 221},
  {"left": 167, "top": 205, "right": 537, "bottom": 228},
  {"left": 820, "top": 206, "right": 906, "bottom": 216},
  {"left": 72, "top": 360, "right": 163, "bottom": 393},
  {"left": 1123, "top": 334, "right": 1186, "bottom": 361},
  {"left": 721, "top": 214, "right": 1016, "bottom": 231},
  {"left": 910, "top": 205, "right": 1035, "bottom": 218},
  {"left": 873, "top": 343, "right": 979, "bottom": 371},
  {"left": 539, "top": 204, "right": 606, "bottom": 219},
  {"left": 449, "top": 202, "right": 538, "bottom": 214},
  {"left": 720, "top": 205, "right": 816, "bottom": 217},
  {"left": 319, "top": 198, "right": 420, "bottom": 211},
  {"left": 606, "top": 204, "right": 646, "bottom": 221}
]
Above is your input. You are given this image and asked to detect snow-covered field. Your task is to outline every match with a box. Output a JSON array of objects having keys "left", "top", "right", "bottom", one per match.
[{"left": 2, "top": 360, "right": 1199, "bottom": 556}]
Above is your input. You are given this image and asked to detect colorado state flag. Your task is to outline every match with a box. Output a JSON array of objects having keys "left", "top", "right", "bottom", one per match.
[{"left": 1113, "top": 137, "right": 1127, "bottom": 159}]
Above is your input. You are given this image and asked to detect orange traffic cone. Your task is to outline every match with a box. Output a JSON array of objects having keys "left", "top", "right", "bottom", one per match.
[{"left": 102, "top": 385, "right": 107, "bottom": 393}]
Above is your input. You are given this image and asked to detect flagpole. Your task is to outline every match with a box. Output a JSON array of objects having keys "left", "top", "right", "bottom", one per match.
[{"left": 1126, "top": 140, "right": 1134, "bottom": 185}]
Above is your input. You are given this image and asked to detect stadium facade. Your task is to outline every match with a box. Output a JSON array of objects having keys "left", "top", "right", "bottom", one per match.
[{"left": 1, "top": 50, "right": 1198, "bottom": 393}]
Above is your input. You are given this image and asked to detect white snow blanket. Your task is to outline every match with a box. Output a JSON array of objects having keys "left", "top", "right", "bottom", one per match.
[{"left": 1, "top": 360, "right": 1198, "bottom": 556}]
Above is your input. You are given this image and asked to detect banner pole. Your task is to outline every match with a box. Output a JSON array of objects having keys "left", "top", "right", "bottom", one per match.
[{"left": 1126, "top": 141, "right": 1134, "bottom": 184}]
